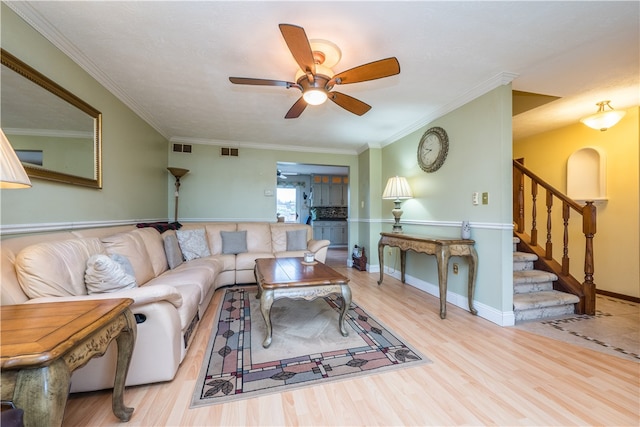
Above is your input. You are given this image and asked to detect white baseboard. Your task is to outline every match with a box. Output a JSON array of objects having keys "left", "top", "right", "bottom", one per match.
[{"left": 382, "top": 266, "right": 514, "bottom": 326}]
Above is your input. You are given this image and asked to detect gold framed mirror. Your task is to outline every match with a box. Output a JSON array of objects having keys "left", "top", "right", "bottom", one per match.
[{"left": 1, "top": 49, "right": 102, "bottom": 188}]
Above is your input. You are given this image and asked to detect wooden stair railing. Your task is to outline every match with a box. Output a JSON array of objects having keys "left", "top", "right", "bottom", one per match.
[{"left": 513, "top": 159, "right": 596, "bottom": 315}]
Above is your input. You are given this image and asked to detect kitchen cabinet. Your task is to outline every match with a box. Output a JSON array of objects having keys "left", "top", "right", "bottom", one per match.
[
  {"left": 312, "top": 175, "right": 348, "bottom": 207},
  {"left": 313, "top": 220, "right": 348, "bottom": 247},
  {"left": 330, "top": 222, "right": 347, "bottom": 246}
]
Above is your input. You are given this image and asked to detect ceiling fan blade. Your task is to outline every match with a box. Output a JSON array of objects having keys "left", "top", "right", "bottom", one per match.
[
  {"left": 332, "top": 57, "right": 400, "bottom": 85},
  {"left": 229, "top": 77, "right": 296, "bottom": 87},
  {"left": 329, "top": 92, "right": 371, "bottom": 116},
  {"left": 285, "top": 97, "right": 308, "bottom": 119},
  {"left": 279, "top": 24, "right": 316, "bottom": 75}
]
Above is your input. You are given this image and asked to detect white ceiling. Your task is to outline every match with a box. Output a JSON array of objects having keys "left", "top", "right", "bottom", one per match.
[{"left": 6, "top": 1, "right": 639, "bottom": 155}]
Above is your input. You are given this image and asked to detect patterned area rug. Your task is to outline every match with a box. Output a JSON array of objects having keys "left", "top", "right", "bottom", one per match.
[{"left": 191, "top": 287, "right": 430, "bottom": 407}]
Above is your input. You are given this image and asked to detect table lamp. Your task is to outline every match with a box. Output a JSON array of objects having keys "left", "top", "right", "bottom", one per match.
[{"left": 382, "top": 176, "right": 412, "bottom": 233}]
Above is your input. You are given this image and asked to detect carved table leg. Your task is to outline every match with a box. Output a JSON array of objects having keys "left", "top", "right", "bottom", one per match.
[
  {"left": 112, "top": 310, "right": 136, "bottom": 422},
  {"left": 255, "top": 265, "right": 263, "bottom": 298},
  {"left": 377, "top": 241, "right": 385, "bottom": 285},
  {"left": 338, "top": 284, "right": 352, "bottom": 337},
  {"left": 467, "top": 248, "right": 479, "bottom": 315},
  {"left": 260, "top": 289, "right": 275, "bottom": 348},
  {"left": 400, "top": 250, "right": 407, "bottom": 283},
  {"left": 13, "top": 358, "right": 70, "bottom": 427},
  {"left": 435, "top": 247, "right": 451, "bottom": 319}
]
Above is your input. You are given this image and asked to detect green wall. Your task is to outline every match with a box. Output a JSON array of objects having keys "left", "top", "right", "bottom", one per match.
[
  {"left": 0, "top": 5, "right": 168, "bottom": 228},
  {"left": 167, "top": 144, "right": 358, "bottom": 223},
  {"left": 375, "top": 85, "right": 514, "bottom": 323}
]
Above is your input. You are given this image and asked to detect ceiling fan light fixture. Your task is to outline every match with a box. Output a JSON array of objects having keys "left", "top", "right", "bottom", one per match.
[
  {"left": 303, "top": 89, "right": 328, "bottom": 105},
  {"left": 580, "top": 101, "right": 626, "bottom": 131}
]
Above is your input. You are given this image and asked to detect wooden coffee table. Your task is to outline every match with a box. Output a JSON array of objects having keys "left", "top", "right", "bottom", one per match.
[
  {"left": 254, "top": 257, "right": 352, "bottom": 348},
  {"left": 0, "top": 299, "right": 136, "bottom": 426}
]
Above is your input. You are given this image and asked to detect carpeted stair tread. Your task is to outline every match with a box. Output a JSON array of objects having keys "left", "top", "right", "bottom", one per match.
[
  {"left": 513, "top": 290, "right": 580, "bottom": 310},
  {"left": 513, "top": 251, "right": 538, "bottom": 262},
  {"left": 513, "top": 269, "right": 558, "bottom": 284}
]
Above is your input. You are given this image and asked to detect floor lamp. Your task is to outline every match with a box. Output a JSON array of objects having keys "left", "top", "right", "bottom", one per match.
[
  {"left": 382, "top": 176, "right": 412, "bottom": 233},
  {"left": 167, "top": 167, "right": 189, "bottom": 223}
]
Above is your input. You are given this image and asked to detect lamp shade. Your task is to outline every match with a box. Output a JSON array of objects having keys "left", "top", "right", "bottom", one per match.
[
  {"left": 382, "top": 176, "right": 413, "bottom": 200},
  {"left": 167, "top": 167, "right": 189, "bottom": 178},
  {"left": 580, "top": 101, "right": 626, "bottom": 131},
  {"left": 0, "top": 128, "right": 31, "bottom": 189}
]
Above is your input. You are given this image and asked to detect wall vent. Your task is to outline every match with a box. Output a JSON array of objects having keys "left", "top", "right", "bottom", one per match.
[
  {"left": 173, "top": 143, "right": 192, "bottom": 153},
  {"left": 221, "top": 147, "right": 239, "bottom": 157}
]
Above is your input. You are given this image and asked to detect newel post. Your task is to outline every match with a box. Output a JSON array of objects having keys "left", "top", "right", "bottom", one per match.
[{"left": 582, "top": 201, "right": 597, "bottom": 315}]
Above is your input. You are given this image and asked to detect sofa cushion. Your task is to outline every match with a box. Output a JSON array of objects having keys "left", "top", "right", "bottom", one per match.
[
  {"left": 146, "top": 256, "right": 220, "bottom": 305},
  {"left": 134, "top": 228, "right": 168, "bottom": 276},
  {"left": 221, "top": 230, "right": 248, "bottom": 255},
  {"left": 286, "top": 229, "right": 308, "bottom": 251},
  {"left": 270, "top": 223, "right": 311, "bottom": 252},
  {"left": 203, "top": 223, "right": 237, "bottom": 255},
  {"left": 176, "top": 228, "right": 211, "bottom": 261},
  {"left": 213, "top": 253, "right": 237, "bottom": 272},
  {"left": 85, "top": 254, "right": 137, "bottom": 294},
  {"left": 15, "top": 238, "right": 104, "bottom": 298},
  {"left": 101, "top": 232, "right": 156, "bottom": 285},
  {"left": 238, "top": 222, "right": 272, "bottom": 253},
  {"left": 163, "top": 232, "right": 184, "bottom": 269},
  {"left": 236, "top": 252, "right": 273, "bottom": 271}
]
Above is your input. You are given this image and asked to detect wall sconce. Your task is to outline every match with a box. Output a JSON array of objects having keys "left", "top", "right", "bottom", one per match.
[
  {"left": 580, "top": 101, "right": 626, "bottom": 131},
  {"left": 0, "top": 128, "right": 31, "bottom": 189},
  {"left": 167, "top": 167, "right": 189, "bottom": 223},
  {"left": 382, "top": 176, "right": 413, "bottom": 233}
]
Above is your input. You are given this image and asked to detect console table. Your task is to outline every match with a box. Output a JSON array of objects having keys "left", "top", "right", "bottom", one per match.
[
  {"left": 377, "top": 232, "right": 478, "bottom": 319},
  {"left": 0, "top": 299, "right": 136, "bottom": 426}
]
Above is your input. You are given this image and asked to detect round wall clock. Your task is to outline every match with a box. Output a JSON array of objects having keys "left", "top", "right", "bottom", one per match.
[{"left": 417, "top": 126, "right": 449, "bottom": 173}]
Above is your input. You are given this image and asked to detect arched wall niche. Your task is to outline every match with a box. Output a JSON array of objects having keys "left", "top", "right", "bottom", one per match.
[{"left": 567, "top": 146, "right": 607, "bottom": 203}]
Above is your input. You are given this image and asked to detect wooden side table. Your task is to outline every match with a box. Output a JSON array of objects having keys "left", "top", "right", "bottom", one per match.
[
  {"left": 378, "top": 232, "right": 478, "bottom": 319},
  {"left": 1, "top": 299, "right": 136, "bottom": 426}
]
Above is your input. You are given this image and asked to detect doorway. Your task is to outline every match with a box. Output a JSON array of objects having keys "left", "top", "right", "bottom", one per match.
[
  {"left": 276, "top": 187, "right": 298, "bottom": 222},
  {"left": 276, "top": 162, "right": 349, "bottom": 245}
]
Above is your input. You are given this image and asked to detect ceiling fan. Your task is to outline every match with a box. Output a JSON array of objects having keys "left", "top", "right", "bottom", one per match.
[{"left": 229, "top": 24, "right": 400, "bottom": 119}]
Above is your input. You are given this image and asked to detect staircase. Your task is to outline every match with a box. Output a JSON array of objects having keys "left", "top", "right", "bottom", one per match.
[{"left": 512, "top": 237, "right": 580, "bottom": 322}]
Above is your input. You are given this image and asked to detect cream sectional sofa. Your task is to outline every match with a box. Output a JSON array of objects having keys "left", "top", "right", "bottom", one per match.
[{"left": 0, "top": 221, "right": 329, "bottom": 393}]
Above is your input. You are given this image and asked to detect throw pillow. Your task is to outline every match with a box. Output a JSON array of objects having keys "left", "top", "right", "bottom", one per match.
[
  {"left": 176, "top": 228, "right": 211, "bottom": 261},
  {"left": 221, "top": 230, "right": 248, "bottom": 255},
  {"left": 85, "top": 254, "right": 137, "bottom": 294},
  {"left": 286, "top": 229, "right": 308, "bottom": 251},
  {"left": 164, "top": 233, "right": 184, "bottom": 269},
  {"left": 110, "top": 253, "right": 136, "bottom": 277}
]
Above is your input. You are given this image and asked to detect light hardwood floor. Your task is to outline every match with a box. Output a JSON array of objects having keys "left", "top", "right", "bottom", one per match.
[{"left": 63, "top": 253, "right": 639, "bottom": 426}]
